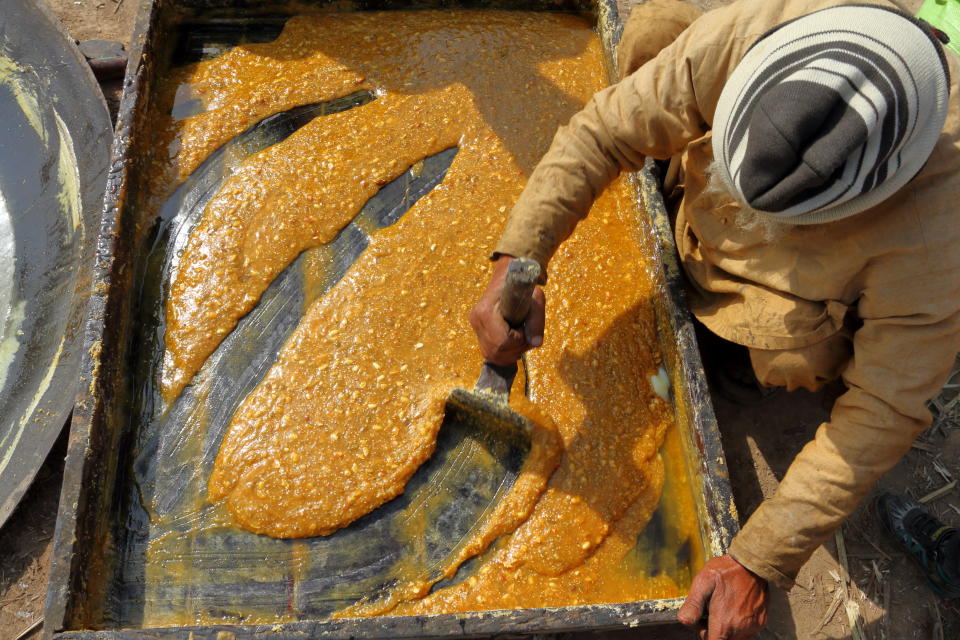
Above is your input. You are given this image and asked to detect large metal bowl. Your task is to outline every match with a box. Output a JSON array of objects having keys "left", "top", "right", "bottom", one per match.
[{"left": 0, "top": 0, "right": 112, "bottom": 527}]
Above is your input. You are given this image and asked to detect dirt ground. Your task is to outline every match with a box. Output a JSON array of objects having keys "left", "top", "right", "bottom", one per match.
[{"left": 2, "top": 0, "right": 956, "bottom": 639}]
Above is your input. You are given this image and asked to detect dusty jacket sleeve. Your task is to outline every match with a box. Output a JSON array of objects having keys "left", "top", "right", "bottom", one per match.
[
  {"left": 494, "top": 9, "right": 740, "bottom": 275},
  {"left": 729, "top": 269, "right": 960, "bottom": 589}
]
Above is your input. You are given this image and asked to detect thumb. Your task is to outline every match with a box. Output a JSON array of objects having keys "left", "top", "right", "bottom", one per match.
[
  {"left": 677, "top": 572, "right": 715, "bottom": 627},
  {"left": 524, "top": 286, "right": 546, "bottom": 348}
]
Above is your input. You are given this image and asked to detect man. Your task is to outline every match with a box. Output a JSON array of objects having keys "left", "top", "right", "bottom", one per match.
[{"left": 468, "top": 0, "right": 960, "bottom": 637}]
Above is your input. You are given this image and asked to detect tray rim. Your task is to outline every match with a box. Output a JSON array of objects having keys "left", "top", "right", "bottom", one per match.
[
  {"left": 53, "top": 600, "right": 683, "bottom": 639},
  {"left": 45, "top": 0, "right": 738, "bottom": 636}
]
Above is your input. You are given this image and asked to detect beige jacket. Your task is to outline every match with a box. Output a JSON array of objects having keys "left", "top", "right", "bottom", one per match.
[{"left": 496, "top": 0, "right": 960, "bottom": 588}]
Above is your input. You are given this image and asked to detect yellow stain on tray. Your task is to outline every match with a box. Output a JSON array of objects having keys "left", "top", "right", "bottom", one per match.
[{"left": 144, "top": 10, "right": 699, "bottom": 620}]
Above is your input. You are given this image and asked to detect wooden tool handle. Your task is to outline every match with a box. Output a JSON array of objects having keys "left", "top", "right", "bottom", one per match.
[{"left": 497, "top": 257, "right": 540, "bottom": 328}]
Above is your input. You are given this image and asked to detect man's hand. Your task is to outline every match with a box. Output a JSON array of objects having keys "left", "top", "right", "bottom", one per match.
[
  {"left": 468, "top": 254, "right": 546, "bottom": 366},
  {"left": 677, "top": 554, "right": 768, "bottom": 640}
]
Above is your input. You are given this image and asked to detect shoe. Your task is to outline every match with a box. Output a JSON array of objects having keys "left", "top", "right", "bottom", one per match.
[{"left": 875, "top": 491, "right": 960, "bottom": 598}]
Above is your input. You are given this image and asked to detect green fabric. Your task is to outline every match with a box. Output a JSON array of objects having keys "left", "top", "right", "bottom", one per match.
[{"left": 918, "top": 0, "right": 960, "bottom": 57}]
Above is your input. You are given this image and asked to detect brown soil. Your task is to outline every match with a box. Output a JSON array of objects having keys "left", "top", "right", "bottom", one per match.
[
  {"left": 2, "top": 1, "right": 954, "bottom": 639},
  {"left": 0, "top": 432, "right": 66, "bottom": 640},
  {"left": 45, "top": 0, "right": 138, "bottom": 44}
]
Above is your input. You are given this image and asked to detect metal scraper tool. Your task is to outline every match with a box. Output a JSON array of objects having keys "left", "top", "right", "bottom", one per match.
[{"left": 442, "top": 257, "right": 542, "bottom": 449}]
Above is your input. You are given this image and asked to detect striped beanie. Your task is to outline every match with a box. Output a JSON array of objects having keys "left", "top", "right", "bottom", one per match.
[{"left": 712, "top": 5, "right": 950, "bottom": 224}]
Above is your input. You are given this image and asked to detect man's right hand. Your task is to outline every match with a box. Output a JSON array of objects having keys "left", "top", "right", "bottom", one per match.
[
  {"left": 468, "top": 254, "right": 546, "bottom": 366},
  {"left": 677, "top": 554, "right": 769, "bottom": 639}
]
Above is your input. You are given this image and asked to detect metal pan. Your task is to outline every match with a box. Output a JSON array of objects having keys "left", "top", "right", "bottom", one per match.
[
  {"left": 0, "top": 0, "right": 112, "bottom": 527},
  {"left": 46, "top": 0, "right": 738, "bottom": 637}
]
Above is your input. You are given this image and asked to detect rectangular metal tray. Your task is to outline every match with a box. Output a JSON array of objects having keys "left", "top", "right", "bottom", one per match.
[{"left": 45, "top": 0, "right": 738, "bottom": 637}]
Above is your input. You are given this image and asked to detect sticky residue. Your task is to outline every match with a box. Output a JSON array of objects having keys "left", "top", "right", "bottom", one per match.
[
  {"left": 0, "top": 326, "right": 66, "bottom": 470},
  {"left": 0, "top": 55, "right": 45, "bottom": 142},
  {"left": 0, "top": 186, "right": 17, "bottom": 377},
  {"left": 0, "top": 300, "right": 24, "bottom": 396},
  {"left": 140, "top": 11, "right": 700, "bottom": 621},
  {"left": 53, "top": 109, "right": 83, "bottom": 232}
]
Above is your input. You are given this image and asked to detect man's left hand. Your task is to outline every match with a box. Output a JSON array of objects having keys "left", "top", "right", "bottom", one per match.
[{"left": 677, "top": 554, "right": 768, "bottom": 639}]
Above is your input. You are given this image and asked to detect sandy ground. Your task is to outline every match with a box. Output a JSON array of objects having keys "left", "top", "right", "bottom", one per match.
[
  {"left": 46, "top": 0, "right": 138, "bottom": 43},
  {"left": 1, "top": 0, "right": 955, "bottom": 638}
]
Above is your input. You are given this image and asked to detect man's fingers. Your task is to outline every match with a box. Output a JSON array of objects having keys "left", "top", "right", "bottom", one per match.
[
  {"left": 677, "top": 573, "right": 714, "bottom": 627},
  {"left": 469, "top": 274, "right": 544, "bottom": 366},
  {"left": 706, "top": 586, "right": 728, "bottom": 640},
  {"left": 707, "top": 620, "right": 731, "bottom": 640},
  {"left": 485, "top": 326, "right": 526, "bottom": 366},
  {"left": 469, "top": 293, "right": 516, "bottom": 364},
  {"left": 504, "top": 327, "right": 527, "bottom": 350},
  {"left": 524, "top": 287, "right": 546, "bottom": 348},
  {"left": 677, "top": 598, "right": 705, "bottom": 627}
]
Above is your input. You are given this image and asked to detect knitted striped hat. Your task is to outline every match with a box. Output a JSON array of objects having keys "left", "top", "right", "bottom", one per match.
[{"left": 712, "top": 5, "right": 950, "bottom": 224}]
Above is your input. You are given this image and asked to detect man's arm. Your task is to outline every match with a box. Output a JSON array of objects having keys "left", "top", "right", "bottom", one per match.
[
  {"left": 493, "top": 5, "right": 744, "bottom": 276},
  {"left": 473, "top": 4, "right": 755, "bottom": 366},
  {"left": 729, "top": 272, "right": 960, "bottom": 588}
]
